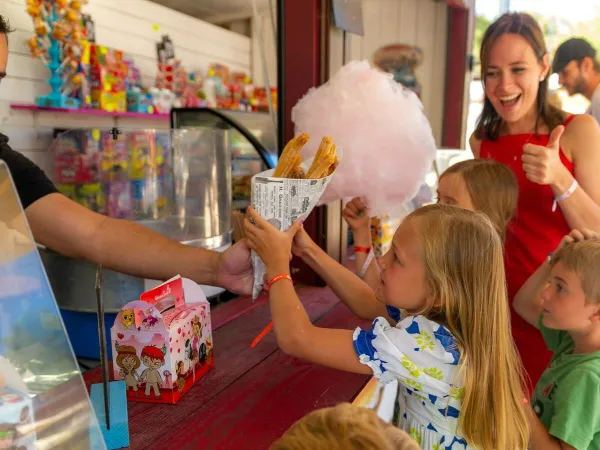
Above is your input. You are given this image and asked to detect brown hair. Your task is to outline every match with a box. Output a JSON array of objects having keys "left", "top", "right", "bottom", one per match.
[
  {"left": 270, "top": 403, "right": 420, "bottom": 450},
  {"left": 116, "top": 345, "right": 141, "bottom": 369},
  {"left": 551, "top": 239, "right": 600, "bottom": 304},
  {"left": 405, "top": 204, "right": 529, "bottom": 450},
  {"left": 475, "top": 12, "right": 564, "bottom": 140},
  {"left": 442, "top": 159, "right": 518, "bottom": 241}
]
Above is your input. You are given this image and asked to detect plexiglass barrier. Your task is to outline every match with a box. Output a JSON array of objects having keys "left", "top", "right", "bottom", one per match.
[{"left": 0, "top": 161, "right": 106, "bottom": 449}]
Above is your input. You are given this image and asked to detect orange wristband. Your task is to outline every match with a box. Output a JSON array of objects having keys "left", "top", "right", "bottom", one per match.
[
  {"left": 354, "top": 246, "right": 371, "bottom": 254},
  {"left": 268, "top": 274, "right": 292, "bottom": 289}
]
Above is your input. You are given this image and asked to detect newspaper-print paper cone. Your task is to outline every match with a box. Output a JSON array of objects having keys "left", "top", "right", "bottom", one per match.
[{"left": 250, "top": 158, "right": 334, "bottom": 299}]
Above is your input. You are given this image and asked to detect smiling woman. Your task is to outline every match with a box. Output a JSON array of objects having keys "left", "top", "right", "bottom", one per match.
[{"left": 469, "top": 12, "right": 600, "bottom": 388}]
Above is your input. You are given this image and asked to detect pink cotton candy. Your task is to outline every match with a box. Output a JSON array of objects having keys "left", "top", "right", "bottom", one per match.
[{"left": 292, "top": 60, "right": 437, "bottom": 216}]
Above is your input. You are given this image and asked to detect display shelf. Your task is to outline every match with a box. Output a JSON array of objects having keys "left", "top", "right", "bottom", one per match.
[{"left": 10, "top": 103, "right": 170, "bottom": 120}]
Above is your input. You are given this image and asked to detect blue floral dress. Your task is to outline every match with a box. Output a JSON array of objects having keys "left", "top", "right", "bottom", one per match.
[{"left": 353, "top": 308, "right": 476, "bottom": 449}]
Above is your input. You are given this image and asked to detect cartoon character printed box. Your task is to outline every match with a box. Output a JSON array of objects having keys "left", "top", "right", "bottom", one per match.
[{"left": 110, "top": 276, "right": 213, "bottom": 404}]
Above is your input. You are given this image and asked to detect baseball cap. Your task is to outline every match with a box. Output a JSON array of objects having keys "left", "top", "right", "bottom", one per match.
[{"left": 552, "top": 38, "right": 597, "bottom": 73}]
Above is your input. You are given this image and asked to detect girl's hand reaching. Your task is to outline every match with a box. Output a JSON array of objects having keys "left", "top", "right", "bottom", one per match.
[
  {"left": 244, "top": 206, "right": 304, "bottom": 278},
  {"left": 342, "top": 197, "right": 371, "bottom": 246}
]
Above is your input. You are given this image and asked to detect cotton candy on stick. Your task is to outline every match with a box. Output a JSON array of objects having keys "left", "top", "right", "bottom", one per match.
[{"left": 291, "top": 60, "right": 437, "bottom": 216}]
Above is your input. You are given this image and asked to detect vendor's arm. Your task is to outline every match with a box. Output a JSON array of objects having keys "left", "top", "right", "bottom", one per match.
[
  {"left": 293, "top": 227, "right": 389, "bottom": 321},
  {"left": 553, "top": 115, "right": 600, "bottom": 230},
  {"left": 26, "top": 193, "right": 253, "bottom": 294}
]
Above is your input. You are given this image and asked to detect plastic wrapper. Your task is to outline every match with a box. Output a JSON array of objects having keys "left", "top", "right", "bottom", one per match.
[{"left": 292, "top": 60, "right": 437, "bottom": 216}]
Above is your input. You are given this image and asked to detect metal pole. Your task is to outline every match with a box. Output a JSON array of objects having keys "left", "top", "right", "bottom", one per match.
[
  {"left": 252, "top": 0, "right": 278, "bottom": 141},
  {"left": 95, "top": 265, "right": 110, "bottom": 430}
]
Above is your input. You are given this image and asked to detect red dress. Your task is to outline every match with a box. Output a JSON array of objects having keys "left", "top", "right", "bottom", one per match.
[{"left": 480, "top": 116, "right": 576, "bottom": 387}]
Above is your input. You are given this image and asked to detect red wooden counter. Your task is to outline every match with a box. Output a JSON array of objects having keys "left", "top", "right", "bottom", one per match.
[{"left": 83, "top": 285, "right": 371, "bottom": 449}]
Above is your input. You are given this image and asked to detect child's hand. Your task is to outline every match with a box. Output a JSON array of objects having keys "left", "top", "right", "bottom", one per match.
[
  {"left": 244, "top": 206, "right": 303, "bottom": 276},
  {"left": 555, "top": 228, "right": 598, "bottom": 253},
  {"left": 292, "top": 225, "right": 315, "bottom": 258},
  {"left": 342, "top": 197, "right": 371, "bottom": 245}
]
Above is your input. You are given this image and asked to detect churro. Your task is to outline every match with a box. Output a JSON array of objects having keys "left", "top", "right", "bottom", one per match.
[{"left": 271, "top": 133, "right": 338, "bottom": 180}]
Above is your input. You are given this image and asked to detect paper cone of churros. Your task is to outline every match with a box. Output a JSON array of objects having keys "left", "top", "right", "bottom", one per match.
[{"left": 251, "top": 133, "right": 340, "bottom": 299}]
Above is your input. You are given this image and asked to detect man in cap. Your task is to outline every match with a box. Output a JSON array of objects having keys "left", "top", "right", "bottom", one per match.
[{"left": 553, "top": 37, "right": 600, "bottom": 123}]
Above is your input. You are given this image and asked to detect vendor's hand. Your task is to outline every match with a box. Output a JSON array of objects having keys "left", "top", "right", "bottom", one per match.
[
  {"left": 292, "top": 226, "right": 315, "bottom": 258},
  {"left": 522, "top": 126, "right": 568, "bottom": 186},
  {"left": 343, "top": 197, "right": 371, "bottom": 245},
  {"left": 244, "top": 206, "right": 303, "bottom": 276},
  {"left": 215, "top": 239, "right": 254, "bottom": 296},
  {"left": 555, "top": 228, "right": 599, "bottom": 254}
]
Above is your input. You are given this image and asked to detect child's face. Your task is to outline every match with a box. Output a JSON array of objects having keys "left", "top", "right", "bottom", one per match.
[
  {"left": 436, "top": 173, "right": 475, "bottom": 211},
  {"left": 376, "top": 221, "right": 432, "bottom": 313},
  {"left": 540, "top": 262, "right": 599, "bottom": 331}
]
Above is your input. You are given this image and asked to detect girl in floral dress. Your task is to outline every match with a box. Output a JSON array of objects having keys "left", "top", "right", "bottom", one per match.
[{"left": 244, "top": 204, "right": 529, "bottom": 449}]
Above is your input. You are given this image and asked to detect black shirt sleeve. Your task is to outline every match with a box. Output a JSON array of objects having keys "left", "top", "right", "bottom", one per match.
[{"left": 0, "top": 133, "right": 58, "bottom": 209}]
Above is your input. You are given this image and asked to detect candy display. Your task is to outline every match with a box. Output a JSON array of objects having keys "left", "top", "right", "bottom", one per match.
[
  {"left": 26, "top": 0, "right": 90, "bottom": 108},
  {"left": 89, "top": 44, "right": 127, "bottom": 112},
  {"left": 24, "top": 14, "right": 271, "bottom": 116},
  {"left": 52, "top": 129, "right": 171, "bottom": 220},
  {"left": 292, "top": 60, "right": 436, "bottom": 217}
]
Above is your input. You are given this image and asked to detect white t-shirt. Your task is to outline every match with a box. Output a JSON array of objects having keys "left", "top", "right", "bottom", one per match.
[{"left": 586, "top": 83, "right": 600, "bottom": 124}]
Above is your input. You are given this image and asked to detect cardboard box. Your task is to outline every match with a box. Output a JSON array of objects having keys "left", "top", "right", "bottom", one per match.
[{"left": 110, "top": 276, "right": 213, "bottom": 404}]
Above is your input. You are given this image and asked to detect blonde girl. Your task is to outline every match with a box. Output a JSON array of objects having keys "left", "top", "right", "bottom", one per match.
[
  {"left": 342, "top": 159, "right": 518, "bottom": 297},
  {"left": 244, "top": 204, "right": 529, "bottom": 450}
]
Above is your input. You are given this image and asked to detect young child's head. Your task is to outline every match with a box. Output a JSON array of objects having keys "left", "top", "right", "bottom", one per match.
[
  {"left": 437, "top": 159, "right": 518, "bottom": 241},
  {"left": 542, "top": 239, "right": 600, "bottom": 331},
  {"left": 377, "top": 204, "right": 529, "bottom": 450},
  {"left": 270, "top": 403, "right": 420, "bottom": 450}
]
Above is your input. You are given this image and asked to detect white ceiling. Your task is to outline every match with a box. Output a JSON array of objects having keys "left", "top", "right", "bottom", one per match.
[{"left": 148, "top": 0, "right": 272, "bottom": 23}]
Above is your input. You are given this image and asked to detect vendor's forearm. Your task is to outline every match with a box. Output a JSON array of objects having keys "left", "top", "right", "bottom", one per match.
[
  {"left": 300, "top": 240, "right": 386, "bottom": 320},
  {"left": 553, "top": 172, "right": 600, "bottom": 230},
  {"left": 89, "top": 217, "right": 219, "bottom": 285}
]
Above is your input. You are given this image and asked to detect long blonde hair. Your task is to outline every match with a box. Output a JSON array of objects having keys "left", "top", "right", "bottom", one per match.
[
  {"left": 270, "top": 403, "right": 420, "bottom": 450},
  {"left": 441, "top": 159, "right": 518, "bottom": 241},
  {"left": 406, "top": 204, "right": 529, "bottom": 450}
]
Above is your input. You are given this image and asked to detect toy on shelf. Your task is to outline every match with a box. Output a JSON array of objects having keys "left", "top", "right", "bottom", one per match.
[
  {"left": 184, "top": 71, "right": 206, "bottom": 108},
  {"left": 229, "top": 72, "right": 253, "bottom": 111},
  {"left": 25, "top": 0, "right": 90, "bottom": 109},
  {"left": 125, "top": 56, "right": 155, "bottom": 114},
  {"left": 252, "top": 86, "right": 278, "bottom": 112},
  {"left": 89, "top": 44, "right": 127, "bottom": 112},
  {"left": 110, "top": 276, "right": 213, "bottom": 404},
  {"left": 204, "top": 63, "right": 231, "bottom": 109}
]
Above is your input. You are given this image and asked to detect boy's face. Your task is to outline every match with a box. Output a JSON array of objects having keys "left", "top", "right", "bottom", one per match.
[{"left": 540, "top": 262, "right": 599, "bottom": 331}]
